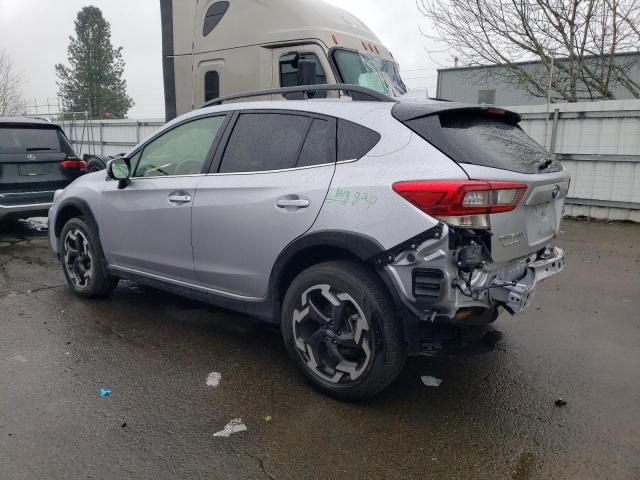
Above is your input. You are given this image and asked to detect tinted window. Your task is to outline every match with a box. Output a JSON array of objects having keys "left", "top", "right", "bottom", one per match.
[
  {"left": 203, "top": 1, "right": 230, "bottom": 36},
  {"left": 297, "top": 119, "right": 335, "bottom": 167},
  {"left": 219, "top": 114, "right": 311, "bottom": 173},
  {"left": 135, "top": 116, "right": 225, "bottom": 177},
  {"left": 337, "top": 120, "right": 381, "bottom": 161},
  {"left": 406, "top": 113, "right": 562, "bottom": 174},
  {"left": 0, "top": 127, "right": 62, "bottom": 154},
  {"left": 205, "top": 71, "right": 220, "bottom": 102}
]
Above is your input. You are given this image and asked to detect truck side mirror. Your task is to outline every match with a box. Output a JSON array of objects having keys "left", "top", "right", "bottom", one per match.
[{"left": 297, "top": 59, "right": 317, "bottom": 86}]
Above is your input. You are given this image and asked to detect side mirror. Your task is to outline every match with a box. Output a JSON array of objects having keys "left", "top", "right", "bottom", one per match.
[
  {"left": 107, "top": 157, "right": 131, "bottom": 189},
  {"left": 298, "top": 59, "right": 317, "bottom": 86}
]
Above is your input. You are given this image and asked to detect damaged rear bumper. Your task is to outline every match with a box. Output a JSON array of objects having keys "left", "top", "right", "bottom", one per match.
[
  {"left": 489, "top": 246, "right": 565, "bottom": 313},
  {"left": 383, "top": 224, "right": 566, "bottom": 322}
]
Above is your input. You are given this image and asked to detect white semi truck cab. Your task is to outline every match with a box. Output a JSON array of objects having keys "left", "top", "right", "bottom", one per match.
[{"left": 160, "top": 0, "right": 407, "bottom": 120}]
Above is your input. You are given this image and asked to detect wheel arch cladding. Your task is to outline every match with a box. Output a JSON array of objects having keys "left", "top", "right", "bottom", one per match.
[{"left": 55, "top": 199, "right": 98, "bottom": 241}]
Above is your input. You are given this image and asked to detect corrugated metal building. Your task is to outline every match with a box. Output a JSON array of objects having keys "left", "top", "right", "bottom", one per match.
[{"left": 436, "top": 53, "right": 640, "bottom": 106}]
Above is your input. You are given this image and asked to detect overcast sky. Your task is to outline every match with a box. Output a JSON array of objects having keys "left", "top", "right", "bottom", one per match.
[{"left": 0, "top": 0, "right": 441, "bottom": 119}]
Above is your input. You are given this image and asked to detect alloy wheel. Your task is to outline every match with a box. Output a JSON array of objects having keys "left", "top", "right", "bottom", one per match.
[
  {"left": 292, "top": 284, "right": 372, "bottom": 384},
  {"left": 63, "top": 228, "right": 94, "bottom": 290}
]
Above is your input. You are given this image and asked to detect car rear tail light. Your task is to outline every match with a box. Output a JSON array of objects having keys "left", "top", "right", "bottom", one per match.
[
  {"left": 392, "top": 180, "right": 527, "bottom": 228},
  {"left": 60, "top": 159, "right": 87, "bottom": 171}
]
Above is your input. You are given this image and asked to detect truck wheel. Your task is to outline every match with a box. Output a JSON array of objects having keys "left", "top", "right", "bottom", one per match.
[
  {"left": 281, "top": 261, "right": 406, "bottom": 401},
  {"left": 60, "top": 217, "right": 118, "bottom": 298}
]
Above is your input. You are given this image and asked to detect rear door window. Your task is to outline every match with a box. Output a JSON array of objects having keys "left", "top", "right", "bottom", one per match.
[
  {"left": 0, "top": 127, "right": 62, "bottom": 154},
  {"left": 219, "top": 113, "right": 312, "bottom": 173},
  {"left": 297, "top": 119, "right": 335, "bottom": 167},
  {"left": 406, "top": 113, "right": 562, "bottom": 174}
]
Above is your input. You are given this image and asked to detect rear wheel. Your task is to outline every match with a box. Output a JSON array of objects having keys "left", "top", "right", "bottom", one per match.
[
  {"left": 281, "top": 261, "right": 406, "bottom": 401},
  {"left": 60, "top": 217, "right": 118, "bottom": 297}
]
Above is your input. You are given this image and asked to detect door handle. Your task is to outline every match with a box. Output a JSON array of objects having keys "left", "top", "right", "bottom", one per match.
[
  {"left": 168, "top": 194, "right": 192, "bottom": 204},
  {"left": 276, "top": 196, "right": 310, "bottom": 209}
]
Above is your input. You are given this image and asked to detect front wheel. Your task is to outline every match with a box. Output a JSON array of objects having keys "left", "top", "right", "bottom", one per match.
[
  {"left": 60, "top": 217, "right": 118, "bottom": 298},
  {"left": 281, "top": 261, "right": 406, "bottom": 401}
]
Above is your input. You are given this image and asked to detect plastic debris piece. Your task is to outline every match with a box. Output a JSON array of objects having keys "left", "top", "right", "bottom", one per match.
[
  {"left": 121, "top": 422, "right": 127, "bottom": 428},
  {"left": 265, "top": 416, "right": 272, "bottom": 422},
  {"left": 421, "top": 375, "right": 442, "bottom": 387},
  {"left": 12, "top": 354, "right": 28, "bottom": 364},
  {"left": 99, "top": 388, "right": 112, "bottom": 397},
  {"left": 555, "top": 397, "right": 567, "bottom": 407},
  {"left": 18, "top": 217, "right": 48, "bottom": 232},
  {"left": 206, "top": 372, "right": 222, "bottom": 387},
  {"left": 213, "top": 418, "right": 247, "bottom": 437}
]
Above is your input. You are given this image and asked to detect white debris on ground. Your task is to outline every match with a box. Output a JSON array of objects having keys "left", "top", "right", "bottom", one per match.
[
  {"left": 19, "top": 217, "right": 48, "bottom": 232},
  {"left": 421, "top": 375, "right": 443, "bottom": 387},
  {"left": 213, "top": 418, "right": 247, "bottom": 437},
  {"left": 206, "top": 372, "right": 222, "bottom": 387},
  {"left": 11, "top": 354, "right": 28, "bottom": 364}
]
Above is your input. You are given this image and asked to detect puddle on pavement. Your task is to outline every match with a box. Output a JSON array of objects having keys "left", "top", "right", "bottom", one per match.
[{"left": 0, "top": 218, "right": 49, "bottom": 245}]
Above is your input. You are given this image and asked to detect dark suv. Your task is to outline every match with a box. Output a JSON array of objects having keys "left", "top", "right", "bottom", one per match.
[{"left": 0, "top": 117, "right": 85, "bottom": 222}]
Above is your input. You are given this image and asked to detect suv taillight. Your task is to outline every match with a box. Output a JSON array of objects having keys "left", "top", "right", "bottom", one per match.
[
  {"left": 392, "top": 180, "right": 527, "bottom": 228},
  {"left": 60, "top": 159, "right": 87, "bottom": 171}
]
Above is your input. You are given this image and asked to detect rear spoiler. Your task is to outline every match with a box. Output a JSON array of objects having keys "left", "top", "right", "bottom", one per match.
[{"left": 392, "top": 102, "right": 521, "bottom": 124}]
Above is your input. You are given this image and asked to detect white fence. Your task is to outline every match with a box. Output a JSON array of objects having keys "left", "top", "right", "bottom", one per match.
[
  {"left": 61, "top": 100, "right": 640, "bottom": 222},
  {"left": 61, "top": 119, "right": 164, "bottom": 157},
  {"left": 509, "top": 100, "right": 640, "bottom": 222}
]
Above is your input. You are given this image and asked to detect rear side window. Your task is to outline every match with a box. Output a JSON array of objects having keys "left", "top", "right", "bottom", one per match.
[
  {"left": 297, "top": 119, "right": 335, "bottom": 167},
  {"left": 0, "top": 127, "right": 62, "bottom": 154},
  {"left": 406, "top": 114, "right": 562, "bottom": 174},
  {"left": 337, "top": 120, "right": 380, "bottom": 161},
  {"left": 219, "top": 113, "right": 311, "bottom": 173}
]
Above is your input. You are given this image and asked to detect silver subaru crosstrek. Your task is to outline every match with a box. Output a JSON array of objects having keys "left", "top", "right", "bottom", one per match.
[{"left": 49, "top": 86, "right": 569, "bottom": 400}]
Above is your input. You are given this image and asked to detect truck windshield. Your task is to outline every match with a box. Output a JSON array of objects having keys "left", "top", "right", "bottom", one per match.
[{"left": 333, "top": 49, "right": 407, "bottom": 97}]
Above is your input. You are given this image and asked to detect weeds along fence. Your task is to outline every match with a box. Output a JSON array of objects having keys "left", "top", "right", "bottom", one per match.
[{"left": 61, "top": 100, "right": 640, "bottom": 222}]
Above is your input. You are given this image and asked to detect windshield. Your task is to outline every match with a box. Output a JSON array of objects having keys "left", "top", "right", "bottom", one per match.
[{"left": 333, "top": 49, "right": 407, "bottom": 97}]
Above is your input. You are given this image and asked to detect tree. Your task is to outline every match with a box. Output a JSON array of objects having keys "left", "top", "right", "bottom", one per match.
[
  {"left": 56, "top": 6, "right": 133, "bottom": 118},
  {"left": 418, "top": 0, "right": 640, "bottom": 102},
  {"left": 0, "top": 49, "right": 26, "bottom": 115}
]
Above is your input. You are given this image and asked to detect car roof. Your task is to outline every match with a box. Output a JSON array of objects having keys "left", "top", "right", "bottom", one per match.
[{"left": 0, "top": 116, "right": 61, "bottom": 128}]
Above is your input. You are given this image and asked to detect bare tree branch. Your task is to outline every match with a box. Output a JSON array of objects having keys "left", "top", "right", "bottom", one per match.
[
  {"left": 0, "top": 49, "right": 26, "bottom": 116},
  {"left": 419, "top": 0, "right": 640, "bottom": 102}
]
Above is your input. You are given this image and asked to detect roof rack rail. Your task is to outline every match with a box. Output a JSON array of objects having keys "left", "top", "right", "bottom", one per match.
[{"left": 200, "top": 84, "right": 396, "bottom": 108}]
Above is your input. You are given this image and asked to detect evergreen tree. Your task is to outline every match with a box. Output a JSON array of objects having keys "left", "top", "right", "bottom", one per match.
[{"left": 56, "top": 6, "right": 133, "bottom": 119}]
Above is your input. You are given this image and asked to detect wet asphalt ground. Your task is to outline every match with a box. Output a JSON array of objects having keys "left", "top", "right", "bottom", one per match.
[{"left": 0, "top": 218, "right": 639, "bottom": 479}]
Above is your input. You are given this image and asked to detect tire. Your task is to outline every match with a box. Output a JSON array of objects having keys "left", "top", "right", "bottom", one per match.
[
  {"left": 60, "top": 217, "right": 118, "bottom": 298},
  {"left": 281, "top": 260, "right": 406, "bottom": 401},
  {"left": 85, "top": 156, "right": 106, "bottom": 173}
]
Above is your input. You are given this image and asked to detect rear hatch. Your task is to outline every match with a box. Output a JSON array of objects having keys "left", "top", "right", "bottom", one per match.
[
  {"left": 0, "top": 121, "right": 83, "bottom": 207},
  {"left": 393, "top": 102, "right": 570, "bottom": 263}
]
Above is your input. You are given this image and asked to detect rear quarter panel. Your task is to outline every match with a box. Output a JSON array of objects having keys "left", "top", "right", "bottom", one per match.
[{"left": 310, "top": 112, "right": 469, "bottom": 249}]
